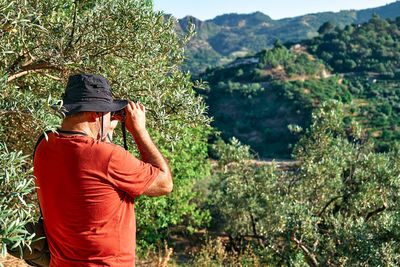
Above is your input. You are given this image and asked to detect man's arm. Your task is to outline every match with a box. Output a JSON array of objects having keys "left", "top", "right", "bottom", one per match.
[{"left": 125, "top": 101, "right": 173, "bottom": 196}]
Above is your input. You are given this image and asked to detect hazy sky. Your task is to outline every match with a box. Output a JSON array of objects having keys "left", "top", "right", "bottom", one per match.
[{"left": 153, "top": 0, "right": 398, "bottom": 20}]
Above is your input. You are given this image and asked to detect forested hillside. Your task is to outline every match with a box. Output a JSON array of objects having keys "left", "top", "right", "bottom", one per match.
[
  {"left": 176, "top": 1, "right": 400, "bottom": 74},
  {"left": 306, "top": 14, "right": 400, "bottom": 74},
  {"left": 201, "top": 15, "right": 400, "bottom": 158}
]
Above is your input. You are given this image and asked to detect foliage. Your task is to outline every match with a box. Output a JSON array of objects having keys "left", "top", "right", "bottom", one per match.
[
  {"left": 192, "top": 236, "right": 261, "bottom": 266},
  {"left": 182, "top": 46, "right": 222, "bottom": 76},
  {"left": 272, "top": 76, "right": 352, "bottom": 106},
  {"left": 284, "top": 101, "right": 400, "bottom": 265},
  {"left": 307, "top": 14, "right": 400, "bottom": 74},
  {"left": 0, "top": 78, "right": 62, "bottom": 154},
  {"left": 0, "top": 0, "right": 211, "bottom": 254},
  {"left": 200, "top": 44, "right": 351, "bottom": 158},
  {"left": 0, "top": 143, "right": 36, "bottom": 258},
  {"left": 201, "top": 82, "right": 304, "bottom": 158},
  {"left": 344, "top": 78, "right": 400, "bottom": 151},
  {"left": 318, "top": 21, "right": 335, "bottom": 35},
  {"left": 202, "top": 44, "right": 326, "bottom": 84},
  {"left": 256, "top": 46, "right": 293, "bottom": 68},
  {"left": 207, "top": 137, "right": 285, "bottom": 241},
  {"left": 199, "top": 14, "right": 400, "bottom": 158},
  {"left": 306, "top": 13, "right": 400, "bottom": 151},
  {"left": 212, "top": 81, "right": 264, "bottom": 97},
  {"left": 201, "top": 101, "right": 400, "bottom": 266},
  {"left": 136, "top": 125, "right": 212, "bottom": 250}
]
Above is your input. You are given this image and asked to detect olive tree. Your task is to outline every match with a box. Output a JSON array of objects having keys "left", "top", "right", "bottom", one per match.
[
  {"left": 1, "top": 0, "right": 211, "bottom": 255},
  {"left": 283, "top": 101, "right": 400, "bottom": 266},
  {"left": 205, "top": 101, "right": 400, "bottom": 266}
]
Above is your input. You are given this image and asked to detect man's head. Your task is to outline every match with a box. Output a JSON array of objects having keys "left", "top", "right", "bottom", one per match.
[{"left": 56, "top": 74, "right": 128, "bottom": 140}]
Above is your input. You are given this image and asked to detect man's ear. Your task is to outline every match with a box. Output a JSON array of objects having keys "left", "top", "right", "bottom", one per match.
[{"left": 88, "top": 112, "right": 100, "bottom": 122}]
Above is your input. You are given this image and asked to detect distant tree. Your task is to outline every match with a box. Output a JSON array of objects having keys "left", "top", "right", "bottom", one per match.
[
  {"left": 273, "top": 38, "right": 283, "bottom": 48},
  {"left": 236, "top": 68, "right": 244, "bottom": 77},
  {"left": 370, "top": 13, "right": 390, "bottom": 29},
  {"left": 344, "top": 24, "right": 354, "bottom": 34},
  {"left": 251, "top": 68, "right": 264, "bottom": 81},
  {"left": 380, "top": 103, "right": 393, "bottom": 116},
  {"left": 344, "top": 59, "right": 357, "bottom": 70},
  {"left": 318, "top": 21, "right": 335, "bottom": 35}
]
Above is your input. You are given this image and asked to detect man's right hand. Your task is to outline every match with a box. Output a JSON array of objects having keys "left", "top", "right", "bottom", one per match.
[
  {"left": 123, "top": 101, "right": 173, "bottom": 196},
  {"left": 125, "top": 101, "right": 147, "bottom": 135}
]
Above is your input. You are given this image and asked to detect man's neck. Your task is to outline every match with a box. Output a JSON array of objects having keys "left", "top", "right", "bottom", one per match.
[{"left": 60, "top": 121, "right": 98, "bottom": 139}]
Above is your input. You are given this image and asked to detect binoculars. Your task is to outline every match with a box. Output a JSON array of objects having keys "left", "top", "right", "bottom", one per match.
[{"left": 111, "top": 109, "right": 126, "bottom": 120}]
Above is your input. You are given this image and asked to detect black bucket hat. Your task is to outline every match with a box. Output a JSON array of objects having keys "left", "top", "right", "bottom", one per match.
[{"left": 54, "top": 74, "right": 128, "bottom": 116}]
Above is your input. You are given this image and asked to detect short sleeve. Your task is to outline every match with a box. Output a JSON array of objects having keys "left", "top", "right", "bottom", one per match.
[{"left": 107, "top": 146, "right": 159, "bottom": 198}]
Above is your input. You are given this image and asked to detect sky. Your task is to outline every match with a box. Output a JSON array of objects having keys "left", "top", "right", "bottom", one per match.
[{"left": 153, "top": 0, "right": 398, "bottom": 21}]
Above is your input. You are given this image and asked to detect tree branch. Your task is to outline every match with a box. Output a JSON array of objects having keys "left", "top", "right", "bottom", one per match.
[
  {"left": 8, "top": 70, "right": 42, "bottom": 81},
  {"left": 272, "top": 247, "right": 290, "bottom": 264},
  {"left": 291, "top": 227, "right": 319, "bottom": 266},
  {"left": 21, "top": 52, "right": 36, "bottom": 67},
  {"left": 0, "top": 111, "right": 23, "bottom": 116},
  {"left": 366, "top": 203, "right": 387, "bottom": 222},
  {"left": 318, "top": 195, "right": 342, "bottom": 217},
  {"left": 7, "top": 52, "right": 29, "bottom": 72},
  {"left": 0, "top": 111, "right": 35, "bottom": 118},
  {"left": 7, "top": 62, "right": 66, "bottom": 82},
  {"left": 7, "top": 69, "right": 64, "bottom": 82},
  {"left": 212, "top": 232, "right": 266, "bottom": 241},
  {"left": 37, "top": 71, "right": 64, "bottom": 81},
  {"left": 65, "top": 0, "right": 78, "bottom": 55}
]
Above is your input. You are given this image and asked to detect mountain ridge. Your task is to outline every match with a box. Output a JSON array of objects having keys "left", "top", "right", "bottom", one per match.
[
  {"left": 175, "top": 1, "right": 400, "bottom": 74},
  {"left": 177, "top": 1, "right": 399, "bottom": 23}
]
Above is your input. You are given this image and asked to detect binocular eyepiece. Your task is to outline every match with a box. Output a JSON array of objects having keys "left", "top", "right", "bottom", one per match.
[{"left": 111, "top": 109, "right": 126, "bottom": 120}]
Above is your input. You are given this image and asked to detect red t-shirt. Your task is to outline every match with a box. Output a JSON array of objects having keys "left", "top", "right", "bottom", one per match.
[{"left": 33, "top": 133, "right": 159, "bottom": 267}]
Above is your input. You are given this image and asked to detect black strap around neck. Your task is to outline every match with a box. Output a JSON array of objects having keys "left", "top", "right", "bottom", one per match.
[
  {"left": 58, "top": 130, "right": 88, "bottom": 136},
  {"left": 122, "top": 122, "right": 128, "bottom": 150},
  {"left": 58, "top": 127, "right": 128, "bottom": 150},
  {"left": 33, "top": 131, "right": 53, "bottom": 160}
]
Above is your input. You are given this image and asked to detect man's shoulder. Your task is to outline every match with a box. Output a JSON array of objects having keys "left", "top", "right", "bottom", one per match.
[
  {"left": 36, "top": 132, "right": 125, "bottom": 156},
  {"left": 94, "top": 140, "right": 125, "bottom": 153},
  {"left": 91, "top": 141, "right": 134, "bottom": 164}
]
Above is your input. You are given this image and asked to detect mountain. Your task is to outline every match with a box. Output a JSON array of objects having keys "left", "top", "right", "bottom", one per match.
[{"left": 176, "top": 1, "right": 400, "bottom": 75}]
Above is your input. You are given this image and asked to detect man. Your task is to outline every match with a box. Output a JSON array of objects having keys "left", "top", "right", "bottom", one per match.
[{"left": 33, "top": 74, "right": 172, "bottom": 266}]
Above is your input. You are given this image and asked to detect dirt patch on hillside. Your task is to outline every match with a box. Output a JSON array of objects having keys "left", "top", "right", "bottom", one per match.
[
  {"left": 262, "top": 63, "right": 331, "bottom": 83},
  {"left": 0, "top": 254, "right": 28, "bottom": 267},
  {"left": 372, "top": 130, "right": 382, "bottom": 137}
]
